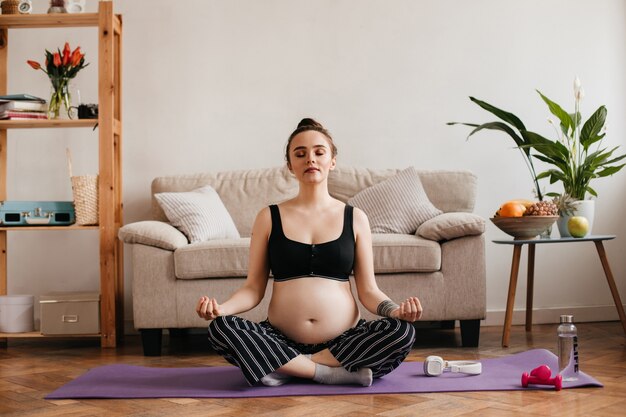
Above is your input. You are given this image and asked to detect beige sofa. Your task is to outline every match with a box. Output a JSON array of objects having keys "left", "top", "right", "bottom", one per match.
[{"left": 120, "top": 166, "right": 486, "bottom": 355}]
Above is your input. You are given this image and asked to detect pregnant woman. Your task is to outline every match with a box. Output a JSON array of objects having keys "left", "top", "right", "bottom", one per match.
[{"left": 196, "top": 118, "right": 422, "bottom": 387}]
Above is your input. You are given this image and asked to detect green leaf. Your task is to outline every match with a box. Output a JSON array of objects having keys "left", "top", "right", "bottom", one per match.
[
  {"left": 535, "top": 171, "right": 552, "bottom": 179},
  {"left": 586, "top": 148, "right": 615, "bottom": 166},
  {"left": 469, "top": 97, "right": 526, "bottom": 131},
  {"left": 447, "top": 122, "right": 478, "bottom": 127},
  {"left": 520, "top": 130, "right": 569, "bottom": 159},
  {"left": 537, "top": 169, "right": 566, "bottom": 184},
  {"left": 584, "top": 132, "right": 605, "bottom": 149},
  {"left": 536, "top": 90, "right": 573, "bottom": 135},
  {"left": 466, "top": 121, "right": 525, "bottom": 148},
  {"left": 532, "top": 153, "right": 568, "bottom": 170},
  {"left": 602, "top": 152, "right": 626, "bottom": 166},
  {"left": 596, "top": 164, "right": 626, "bottom": 177},
  {"left": 580, "top": 106, "right": 607, "bottom": 149}
]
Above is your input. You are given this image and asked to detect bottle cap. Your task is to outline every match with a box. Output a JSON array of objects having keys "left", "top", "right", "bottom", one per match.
[{"left": 560, "top": 314, "right": 573, "bottom": 323}]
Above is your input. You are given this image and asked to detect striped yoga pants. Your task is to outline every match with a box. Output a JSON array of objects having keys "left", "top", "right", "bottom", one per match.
[{"left": 208, "top": 315, "right": 416, "bottom": 386}]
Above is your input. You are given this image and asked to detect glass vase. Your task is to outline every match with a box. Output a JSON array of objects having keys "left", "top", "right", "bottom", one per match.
[{"left": 48, "top": 80, "right": 78, "bottom": 119}]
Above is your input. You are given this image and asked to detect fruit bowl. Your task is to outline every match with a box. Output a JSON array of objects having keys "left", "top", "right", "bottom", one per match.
[{"left": 490, "top": 216, "right": 559, "bottom": 240}]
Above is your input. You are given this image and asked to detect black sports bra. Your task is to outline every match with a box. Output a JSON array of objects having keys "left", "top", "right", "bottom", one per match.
[{"left": 268, "top": 204, "right": 355, "bottom": 282}]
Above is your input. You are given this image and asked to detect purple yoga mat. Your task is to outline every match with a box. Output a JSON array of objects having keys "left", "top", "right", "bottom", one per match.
[{"left": 46, "top": 349, "right": 602, "bottom": 399}]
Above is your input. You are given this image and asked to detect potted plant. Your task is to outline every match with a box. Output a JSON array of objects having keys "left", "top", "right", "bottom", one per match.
[{"left": 449, "top": 77, "right": 625, "bottom": 237}]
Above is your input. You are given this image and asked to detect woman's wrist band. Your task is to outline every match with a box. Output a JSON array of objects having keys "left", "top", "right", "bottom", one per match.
[{"left": 377, "top": 300, "right": 399, "bottom": 317}]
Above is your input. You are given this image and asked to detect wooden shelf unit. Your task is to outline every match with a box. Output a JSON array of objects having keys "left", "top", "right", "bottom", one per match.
[{"left": 0, "top": 2, "right": 123, "bottom": 348}]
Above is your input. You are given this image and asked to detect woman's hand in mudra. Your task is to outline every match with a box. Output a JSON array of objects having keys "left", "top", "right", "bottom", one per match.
[
  {"left": 196, "top": 296, "right": 221, "bottom": 320},
  {"left": 393, "top": 297, "right": 423, "bottom": 322}
]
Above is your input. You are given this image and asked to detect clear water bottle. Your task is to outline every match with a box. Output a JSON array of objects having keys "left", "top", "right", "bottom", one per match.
[{"left": 557, "top": 314, "right": 579, "bottom": 381}]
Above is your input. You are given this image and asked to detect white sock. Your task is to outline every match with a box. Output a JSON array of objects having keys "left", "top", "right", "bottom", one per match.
[
  {"left": 260, "top": 371, "right": 292, "bottom": 386},
  {"left": 312, "top": 363, "right": 373, "bottom": 387},
  {"left": 260, "top": 354, "right": 312, "bottom": 387}
]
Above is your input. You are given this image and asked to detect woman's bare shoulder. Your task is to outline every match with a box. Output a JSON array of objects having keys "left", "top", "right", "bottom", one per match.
[
  {"left": 252, "top": 206, "right": 272, "bottom": 234},
  {"left": 351, "top": 206, "right": 371, "bottom": 233},
  {"left": 351, "top": 205, "right": 369, "bottom": 221}
]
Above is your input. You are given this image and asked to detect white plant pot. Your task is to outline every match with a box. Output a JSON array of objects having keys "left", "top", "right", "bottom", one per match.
[{"left": 557, "top": 200, "right": 595, "bottom": 238}]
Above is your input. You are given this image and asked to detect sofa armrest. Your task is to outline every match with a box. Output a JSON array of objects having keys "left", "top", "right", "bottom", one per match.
[
  {"left": 417, "top": 212, "right": 485, "bottom": 241},
  {"left": 119, "top": 220, "right": 188, "bottom": 251},
  {"left": 441, "top": 234, "right": 486, "bottom": 319},
  {"left": 131, "top": 244, "right": 179, "bottom": 329}
]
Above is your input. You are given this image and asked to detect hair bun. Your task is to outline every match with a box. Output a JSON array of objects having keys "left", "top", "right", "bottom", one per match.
[{"left": 297, "top": 118, "right": 323, "bottom": 129}]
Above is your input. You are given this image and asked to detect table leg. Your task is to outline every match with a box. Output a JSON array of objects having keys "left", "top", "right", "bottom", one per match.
[
  {"left": 594, "top": 241, "right": 626, "bottom": 335},
  {"left": 525, "top": 243, "right": 535, "bottom": 332},
  {"left": 502, "top": 244, "right": 523, "bottom": 347}
]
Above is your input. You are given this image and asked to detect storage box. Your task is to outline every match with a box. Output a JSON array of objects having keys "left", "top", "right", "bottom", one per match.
[
  {"left": 0, "top": 295, "right": 34, "bottom": 333},
  {"left": 40, "top": 292, "right": 100, "bottom": 335}
]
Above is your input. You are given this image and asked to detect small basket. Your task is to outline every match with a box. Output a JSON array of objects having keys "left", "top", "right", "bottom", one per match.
[
  {"left": 66, "top": 149, "right": 98, "bottom": 225},
  {"left": 71, "top": 175, "right": 99, "bottom": 225},
  {"left": 1, "top": 0, "right": 20, "bottom": 14}
]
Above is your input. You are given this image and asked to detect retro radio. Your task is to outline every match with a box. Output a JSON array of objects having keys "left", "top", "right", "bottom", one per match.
[{"left": 0, "top": 201, "right": 75, "bottom": 226}]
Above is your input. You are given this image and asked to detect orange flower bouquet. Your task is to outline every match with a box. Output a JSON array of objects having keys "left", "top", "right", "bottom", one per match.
[{"left": 27, "top": 42, "right": 88, "bottom": 119}]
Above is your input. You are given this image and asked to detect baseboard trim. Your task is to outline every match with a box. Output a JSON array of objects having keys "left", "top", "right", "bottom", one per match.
[{"left": 484, "top": 304, "right": 626, "bottom": 327}]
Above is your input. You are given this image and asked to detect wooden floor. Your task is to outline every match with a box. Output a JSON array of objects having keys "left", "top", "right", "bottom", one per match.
[{"left": 1, "top": 321, "right": 625, "bottom": 416}]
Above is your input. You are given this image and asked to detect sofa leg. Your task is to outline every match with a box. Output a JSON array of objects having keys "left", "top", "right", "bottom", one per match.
[
  {"left": 140, "top": 329, "right": 163, "bottom": 356},
  {"left": 460, "top": 319, "right": 481, "bottom": 347}
]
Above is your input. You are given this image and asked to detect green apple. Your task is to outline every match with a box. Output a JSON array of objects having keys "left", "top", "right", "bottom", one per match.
[{"left": 568, "top": 216, "right": 589, "bottom": 238}]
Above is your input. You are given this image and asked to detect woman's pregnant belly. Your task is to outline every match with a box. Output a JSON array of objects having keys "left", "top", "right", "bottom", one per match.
[{"left": 268, "top": 277, "right": 360, "bottom": 344}]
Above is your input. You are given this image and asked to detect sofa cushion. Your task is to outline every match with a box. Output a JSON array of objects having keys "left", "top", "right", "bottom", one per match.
[
  {"left": 347, "top": 167, "right": 443, "bottom": 234},
  {"left": 329, "top": 166, "right": 478, "bottom": 213},
  {"left": 175, "top": 238, "right": 251, "bottom": 279},
  {"left": 155, "top": 185, "right": 240, "bottom": 243},
  {"left": 417, "top": 212, "right": 485, "bottom": 241},
  {"left": 152, "top": 167, "right": 299, "bottom": 237},
  {"left": 174, "top": 234, "right": 440, "bottom": 279},
  {"left": 371, "top": 234, "right": 441, "bottom": 273}
]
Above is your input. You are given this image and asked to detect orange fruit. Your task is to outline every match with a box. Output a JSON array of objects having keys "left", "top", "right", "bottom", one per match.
[
  {"left": 497, "top": 201, "right": 526, "bottom": 217},
  {"left": 508, "top": 199, "right": 535, "bottom": 209}
]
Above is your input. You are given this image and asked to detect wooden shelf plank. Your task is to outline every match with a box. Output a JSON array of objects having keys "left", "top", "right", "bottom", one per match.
[
  {"left": 0, "top": 119, "right": 97, "bottom": 129},
  {"left": 0, "top": 13, "right": 99, "bottom": 29},
  {"left": 0, "top": 225, "right": 98, "bottom": 231},
  {"left": 0, "top": 331, "right": 100, "bottom": 338}
]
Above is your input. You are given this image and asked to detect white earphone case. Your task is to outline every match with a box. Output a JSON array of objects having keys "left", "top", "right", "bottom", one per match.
[{"left": 424, "top": 355, "right": 482, "bottom": 376}]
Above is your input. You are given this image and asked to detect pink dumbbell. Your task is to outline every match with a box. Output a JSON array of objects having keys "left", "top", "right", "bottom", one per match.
[{"left": 521, "top": 365, "right": 562, "bottom": 391}]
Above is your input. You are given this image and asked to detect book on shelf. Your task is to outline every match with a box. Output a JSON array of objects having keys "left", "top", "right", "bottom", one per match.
[
  {"left": 0, "top": 110, "right": 48, "bottom": 120},
  {"left": 0, "top": 100, "right": 48, "bottom": 113},
  {"left": 0, "top": 94, "right": 46, "bottom": 103}
]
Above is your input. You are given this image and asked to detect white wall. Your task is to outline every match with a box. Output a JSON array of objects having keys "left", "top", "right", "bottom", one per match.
[{"left": 6, "top": 0, "right": 626, "bottom": 328}]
